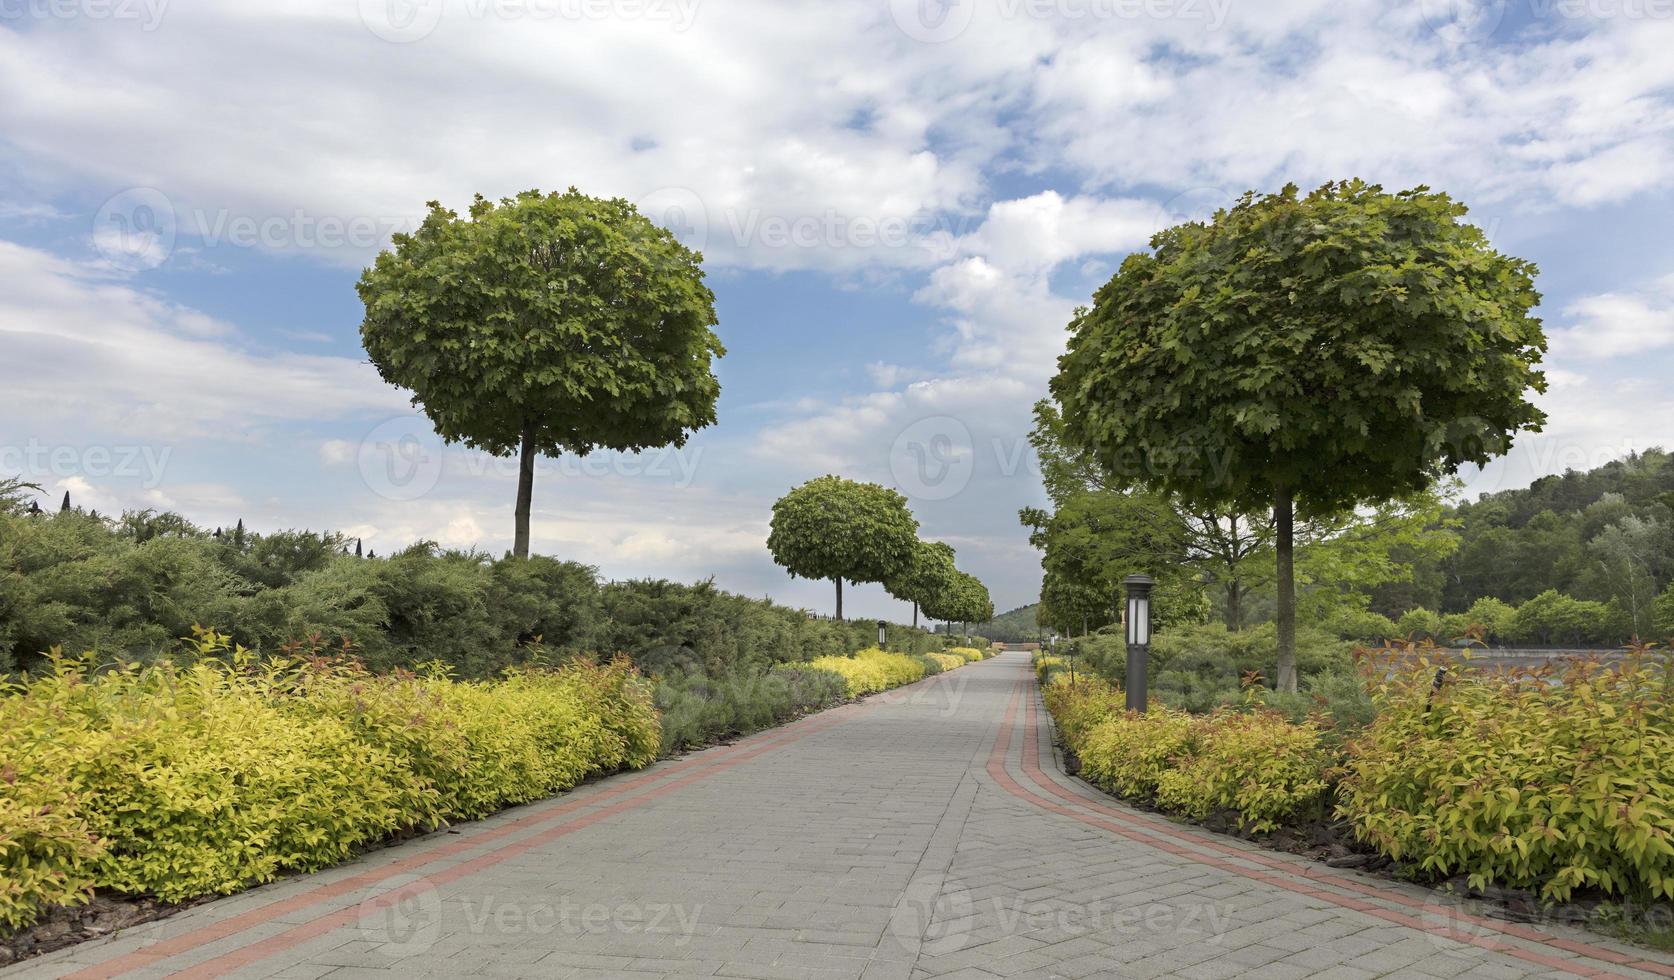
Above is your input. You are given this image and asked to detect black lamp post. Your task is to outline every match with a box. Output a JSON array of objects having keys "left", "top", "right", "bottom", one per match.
[
  {"left": 876, "top": 619, "right": 888, "bottom": 650},
  {"left": 1124, "top": 574, "right": 1154, "bottom": 713}
]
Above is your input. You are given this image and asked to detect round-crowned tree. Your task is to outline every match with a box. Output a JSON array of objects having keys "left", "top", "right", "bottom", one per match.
[
  {"left": 884, "top": 539, "right": 958, "bottom": 628},
  {"left": 924, "top": 569, "right": 991, "bottom": 639},
  {"left": 1051, "top": 180, "right": 1546, "bottom": 690},
  {"left": 766, "top": 476, "right": 917, "bottom": 619},
  {"left": 358, "top": 189, "right": 724, "bottom": 559}
]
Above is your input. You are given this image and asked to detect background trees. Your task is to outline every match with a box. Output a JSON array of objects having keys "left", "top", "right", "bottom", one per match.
[
  {"left": 884, "top": 540, "right": 958, "bottom": 628},
  {"left": 358, "top": 189, "right": 725, "bottom": 559},
  {"left": 1050, "top": 181, "right": 1548, "bottom": 690},
  {"left": 766, "top": 476, "right": 918, "bottom": 618}
]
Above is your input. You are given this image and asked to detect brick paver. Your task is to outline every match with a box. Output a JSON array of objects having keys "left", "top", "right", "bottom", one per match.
[{"left": 8, "top": 653, "right": 1673, "bottom": 979}]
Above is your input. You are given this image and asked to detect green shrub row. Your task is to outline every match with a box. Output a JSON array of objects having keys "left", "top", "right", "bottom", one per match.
[
  {"left": 0, "top": 509, "right": 949, "bottom": 678},
  {"left": 0, "top": 632, "right": 659, "bottom": 932}
]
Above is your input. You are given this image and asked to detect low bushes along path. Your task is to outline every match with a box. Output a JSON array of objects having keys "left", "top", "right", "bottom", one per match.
[{"left": 8, "top": 653, "right": 1674, "bottom": 980}]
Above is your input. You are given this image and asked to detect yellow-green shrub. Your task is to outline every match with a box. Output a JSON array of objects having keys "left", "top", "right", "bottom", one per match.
[
  {"left": 0, "top": 636, "right": 659, "bottom": 931},
  {"left": 944, "top": 647, "right": 983, "bottom": 664},
  {"left": 1077, "top": 707, "right": 1196, "bottom": 799},
  {"left": 1154, "top": 710, "right": 1331, "bottom": 833},
  {"left": 1033, "top": 654, "right": 1066, "bottom": 685},
  {"left": 1045, "top": 680, "right": 1328, "bottom": 833},
  {"left": 924, "top": 652, "right": 964, "bottom": 673},
  {"left": 0, "top": 776, "right": 104, "bottom": 932},
  {"left": 795, "top": 648, "right": 926, "bottom": 697},
  {"left": 1042, "top": 676, "right": 1126, "bottom": 747},
  {"left": 1338, "top": 651, "right": 1674, "bottom": 901}
]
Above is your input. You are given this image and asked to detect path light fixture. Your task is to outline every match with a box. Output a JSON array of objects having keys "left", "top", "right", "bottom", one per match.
[
  {"left": 1124, "top": 574, "right": 1154, "bottom": 713},
  {"left": 877, "top": 619, "right": 888, "bottom": 650}
]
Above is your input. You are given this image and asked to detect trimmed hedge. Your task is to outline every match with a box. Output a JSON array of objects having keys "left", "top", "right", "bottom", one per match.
[{"left": 0, "top": 632, "right": 658, "bottom": 932}]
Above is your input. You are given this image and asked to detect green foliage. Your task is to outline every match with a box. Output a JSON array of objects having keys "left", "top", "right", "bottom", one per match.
[
  {"left": 926, "top": 570, "right": 993, "bottom": 626},
  {"left": 358, "top": 189, "right": 724, "bottom": 556},
  {"left": 1318, "top": 606, "right": 1400, "bottom": 643},
  {"left": 1339, "top": 649, "right": 1674, "bottom": 901},
  {"left": 1657, "top": 582, "right": 1674, "bottom": 640},
  {"left": 1, "top": 507, "right": 946, "bottom": 680},
  {"left": 884, "top": 540, "right": 958, "bottom": 619},
  {"left": 1051, "top": 180, "right": 1547, "bottom": 690},
  {"left": 0, "top": 637, "right": 658, "bottom": 931},
  {"left": 1509, "top": 589, "right": 1620, "bottom": 647},
  {"left": 1052, "top": 180, "right": 1546, "bottom": 516},
  {"left": 963, "top": 603, "right": 1040, "bottom": 643},
  {"left": 766, "top": 476, "right": 918, "bottom": 615},
  {"left": 1151, "top": 623, "right": 1352, "bottom": 686},
  {"left": 654, "top": 666, "right": 846, "bottom": 754},
  {"left": 1420, "top": 451, "right": 1674, "bottom": 624}
]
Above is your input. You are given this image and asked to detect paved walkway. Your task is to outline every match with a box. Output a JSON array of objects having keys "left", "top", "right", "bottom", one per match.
[{"left": 8, "top": 653, "right": 1674, "bottom": 980}]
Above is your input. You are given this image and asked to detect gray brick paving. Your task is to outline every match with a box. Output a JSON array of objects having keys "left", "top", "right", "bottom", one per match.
[{"left": 7, "top": 653, "right": 1674, "bottom": 979}]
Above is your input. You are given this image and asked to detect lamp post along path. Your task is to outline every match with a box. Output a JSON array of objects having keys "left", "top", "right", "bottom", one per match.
[{"left": 1124, "top": 574, "right": 1154, "bottom": 714}]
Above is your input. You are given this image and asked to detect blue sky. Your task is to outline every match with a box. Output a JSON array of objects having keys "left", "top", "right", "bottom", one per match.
[{"left": 3, "top": 0, "right": 1673, "bottom": 620}]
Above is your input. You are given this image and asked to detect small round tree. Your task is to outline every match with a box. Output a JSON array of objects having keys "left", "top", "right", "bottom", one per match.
[
  {"left": 925, "top": 570, "right": 991, "bottom": 641},
  {"left": 766, "top": 475, "right": 917, "bottom": 619},
  {"left": 884, "top": 539, "right": 958, "bottom": 628},
  {"left": 359, "top": 189, "right": 724, "bottom": 559},
  {"left": 1052, "top": 180, "right": 1546, "bottom": 690}
]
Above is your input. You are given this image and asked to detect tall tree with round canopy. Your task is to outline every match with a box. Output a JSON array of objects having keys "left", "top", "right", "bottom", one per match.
[
  {"left": 766, "top": 476, "right": 918, "bottom": 619},
  {"left": 1051, "top": 181, "right": 1546, "bottom": 690},
  {"left": 358, "top": 189, "right": 724, "bottom": 559},
  {"left": 885, "top": 539, "right": 958, "bottom": 628}
]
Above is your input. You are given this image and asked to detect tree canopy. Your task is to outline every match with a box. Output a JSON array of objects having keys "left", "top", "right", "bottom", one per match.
[
  {"left": 1051, "top": 180, "right": 1547, "bottom": 688},
  {"left": 358, "top": 188, "right": 724, "bottom": 558},
  {"left": 884, "top": 539, "right": 958, "bottom": 627},
  {"left": 766, "top": 475, "right": 918, "bottom": 618}
]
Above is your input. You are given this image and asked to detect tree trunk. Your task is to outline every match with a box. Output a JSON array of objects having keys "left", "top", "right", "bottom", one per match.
[
  {"left": 1274, "top": 487, "right": 1297, "bottom": 693},
  {"left": 912, "top": 601, "right": 919, "bottom": 629},
  {"left": 513, "top": 425, "right": 537, "bottom": 560},
  {"left": 834, "top": 577, "right": 843, "bottom": 620},
  {"left": 1224, "top": 582, "right": 1242, "bottom": 631}
]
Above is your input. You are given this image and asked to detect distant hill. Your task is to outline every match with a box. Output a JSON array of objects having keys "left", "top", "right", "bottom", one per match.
[{"left": 952, "top": 603, "right": 1041, "bottom": 643}]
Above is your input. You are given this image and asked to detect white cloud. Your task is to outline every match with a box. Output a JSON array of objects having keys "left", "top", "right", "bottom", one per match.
[
  {"left": 1549, "top": 276, "right": 1674, "bottom": 360},
  {"left": 0, "top": 240, "right": 409, "bottom": 443}
]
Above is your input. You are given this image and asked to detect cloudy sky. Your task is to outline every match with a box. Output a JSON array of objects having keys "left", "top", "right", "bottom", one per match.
[{"left": 2, "top": 0, "right": 1673, "bottom": 619}]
